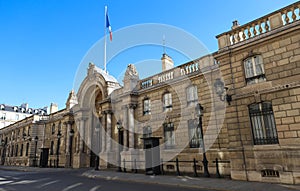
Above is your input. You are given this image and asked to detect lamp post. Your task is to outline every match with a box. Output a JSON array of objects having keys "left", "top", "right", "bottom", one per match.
[
  {"left": 34, "top": 136, "right": 38, "bottom": 167},
  {"left": 69, "top": 129, "right": 74, "bottom": 168},
  {"left": 116, "top": 121, "right": 122, "bottom": 172},
  {"left": 195, "top": 103, "right": 210, "bottom": 177},
  {"left": 56, "top": 131, "right": 61, "bottom": 168}
]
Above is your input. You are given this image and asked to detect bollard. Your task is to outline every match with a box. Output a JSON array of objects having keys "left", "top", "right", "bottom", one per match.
[
  {"left": 216, "top": 158, "right": 221, "bottom": 178},
  {"left": 123, "top": 158, "right": 127, "bottom": 173},
  {"left": 160, "top": 159, "right": 164, "bottom": 175},
  {"left": 176, "top": 158, "right": 181, "bottom": 176},
  {"left": 193, "top": 158, "right": 198, "bottom": 177}
]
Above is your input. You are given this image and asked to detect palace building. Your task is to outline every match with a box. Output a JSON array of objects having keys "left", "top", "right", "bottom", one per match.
[{"left": 0, "top": 2, "right": 299, "bottom": 184}]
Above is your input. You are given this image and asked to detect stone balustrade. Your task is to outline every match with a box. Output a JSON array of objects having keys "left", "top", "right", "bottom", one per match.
[
  {"left": 139, "top": 55, "right": 217, "bottom": 90},
  {"left": 217, "top": 2, "right": 300, "bottom": 49}
]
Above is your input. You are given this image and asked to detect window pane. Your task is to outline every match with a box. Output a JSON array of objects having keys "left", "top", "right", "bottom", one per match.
[
  {"left": 245, "top": 58, "right": 254, "bottom": 78},
  {"left": 249, "top": 102, "right": 278, "bottom": 145}
]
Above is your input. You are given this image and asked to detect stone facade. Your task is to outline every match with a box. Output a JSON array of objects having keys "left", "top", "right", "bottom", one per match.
[{"left": 0, "top": 2, "right": 299, "bottom": 184}]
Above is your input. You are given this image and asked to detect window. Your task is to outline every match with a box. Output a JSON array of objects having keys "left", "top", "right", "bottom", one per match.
[
  {"left": 20, "top": 144, "right": 23, "bottom": 156},
  {"left": 25, "top": 143, "right": 29, "bottom": 156},
  {"left": 163, "top": 92, "right": 172, "bottom": 112},
  {"left": 143, "top": 126, "right": 152, "bottom": 138},
  {"left": 51, "top": 124, "right": 55, "bottom": 134},
  {"left": 164, "top": 123, "right": 175, "bottom": 149},
  {"left": 27, "top": 126, "right": 31, "bottom": 136},
  {"left": 50, "top": 141, "right": 54, "bottom": 155},
  {"left": 58, "top": 122, "right": 62, "bottom": 132},
  {"left": 187, "top": 85, "right": 198, "bottom": 105},
  {"left": 143, "top": 99, "right": 151, "bottom": 115},
  {"left": 249, "top": 102, "right": 278, "bottom": 145},
  {"left": 11, "top": 145, "right": 14, "bottom": 156},
  {"left": 0, "top": 113, "right": 6, "bottom": 120},
  {"left": 244, "top": 55, "right": 266, "bottom": 84},
  {"left": 15, "top": 145, "right": 18, "bottom": 157},
  {"left": 188, "top": 119, "right": 202, "bottom": 148}
]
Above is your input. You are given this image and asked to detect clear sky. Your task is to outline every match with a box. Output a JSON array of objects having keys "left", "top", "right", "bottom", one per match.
[{"left": 0, "top": 0, "right": 297, "bottom": 110}]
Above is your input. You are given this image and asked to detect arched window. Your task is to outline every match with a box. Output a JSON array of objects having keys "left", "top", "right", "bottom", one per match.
[
  {"left": 249, "top": 102, "right": 278, "bottom": 145},
  {"left": 163, "top": 92, "right": 172, "bottom": 112},
  {"left": 244, "top": 55, "right": 266, "bottom": 84}
]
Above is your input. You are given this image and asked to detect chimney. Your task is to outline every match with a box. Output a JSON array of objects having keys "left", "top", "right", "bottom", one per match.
[
  {"left": 161, "top": 53, "right": 174, "bottom": 72},
  {"left": 50, "top": 103, "right": 58, "bottom": 114},
  {"left": 232, "top": 20, "right": 240, "bottom": 30}
]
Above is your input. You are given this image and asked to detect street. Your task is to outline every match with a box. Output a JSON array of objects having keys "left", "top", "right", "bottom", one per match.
[{"left": 0, "top": 169, "right": 206, "bottom": 191}]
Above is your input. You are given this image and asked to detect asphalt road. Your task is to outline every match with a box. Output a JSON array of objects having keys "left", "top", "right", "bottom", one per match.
[{"left": 0, "top": 169, "right": 209, "bottom": 191}]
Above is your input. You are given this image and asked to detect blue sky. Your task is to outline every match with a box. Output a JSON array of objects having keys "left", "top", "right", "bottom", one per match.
[{"left": 0, "top": 0, "right": 297, "bottom": 110}]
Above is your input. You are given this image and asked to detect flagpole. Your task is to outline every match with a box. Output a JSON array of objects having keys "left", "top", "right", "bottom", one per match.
[{"left": 104, "top": 6, "right": 107, "bottom": 73}]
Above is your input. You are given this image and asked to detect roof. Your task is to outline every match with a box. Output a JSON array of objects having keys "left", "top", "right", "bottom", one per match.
[
  {"left": 0, "top": 104, "right": 48, "bottom": 115},
  {"left": 94, "top": 65, "right": 119, "bottom": 83}
]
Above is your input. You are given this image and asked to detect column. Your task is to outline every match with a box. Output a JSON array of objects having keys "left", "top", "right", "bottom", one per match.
[
  {"left": 65, "top": 122, "right": 71, "bottom": 154},
  {"left": 101, "top": 114, "right": 106, "bottom": 153},
  {"left": 128, "top": 104, "right": 136, "bottom": 149},
  {"left": 75, "top": 120, "right": 79, "bottom": 153},
  {"left": 106, "top": 111, "right": 112, "bottom": 151},
  {"left": 79, "top": 119, "right": 85, "bottom": 152},
  {"left": 122, "top": 105, "right": 128, "bottom": 151}
]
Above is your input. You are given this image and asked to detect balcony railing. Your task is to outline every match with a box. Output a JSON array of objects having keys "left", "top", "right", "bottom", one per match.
[{"left": 217, "top": 2, "right": 300, "bottom": 49}]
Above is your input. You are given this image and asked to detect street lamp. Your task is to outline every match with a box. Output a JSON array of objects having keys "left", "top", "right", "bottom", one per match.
[
  {"left": 56, "top": 131, "right": 61, "bottom": 168},
  {"left": 34, "top": 136, "right": 38, "bottom": 167},
  {"left": 195, "top": 103, "right": 210, "bottom": 177},
  {"left": 214, "top": 78, "right": 232, "bottom": 105},
  {"left": 69, "top": 129, "right": 74, "bottom": 168},
  {"left": 116, "top": 121, "right": 123, "bottom": 172}
]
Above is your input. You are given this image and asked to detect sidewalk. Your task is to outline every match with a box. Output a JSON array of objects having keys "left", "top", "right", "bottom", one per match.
[{"left": 82, "top": 169, "right": 300, "bottom": 191}]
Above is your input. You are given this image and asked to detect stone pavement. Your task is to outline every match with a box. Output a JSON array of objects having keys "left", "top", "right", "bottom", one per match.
[{"left": 0, "top": 166, "right": 299, "bottom": 191}]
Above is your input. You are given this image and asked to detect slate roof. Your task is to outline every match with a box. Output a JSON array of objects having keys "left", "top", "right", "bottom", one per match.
[{"left": 0, "top": 103, "right": 48, "bottom": 115}]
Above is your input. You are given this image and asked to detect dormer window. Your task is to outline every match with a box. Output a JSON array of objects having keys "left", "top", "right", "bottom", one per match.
[
  {"left": 0, "top": 105, "right": 4, "bottom": 110},
  {"left": 28, "top": 109, "right": 32, "bottom": 114},
  {"left": 244, "top": 55, "right": 266, "bottom": 85},
  {"left": 13, "top": 107, "right": 18, "bottom": 112}
]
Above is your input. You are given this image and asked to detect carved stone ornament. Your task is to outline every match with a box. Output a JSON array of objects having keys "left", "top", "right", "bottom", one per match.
[{"left": 125, "top": 64, "right": 138, "bottom": 78}]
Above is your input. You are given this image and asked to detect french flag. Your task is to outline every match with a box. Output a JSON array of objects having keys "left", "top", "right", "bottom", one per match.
[{"left": 106, "top": 7, "right": 112, "bottom": 41}]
